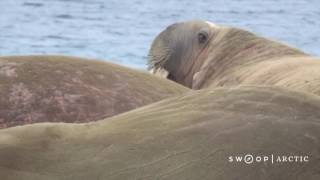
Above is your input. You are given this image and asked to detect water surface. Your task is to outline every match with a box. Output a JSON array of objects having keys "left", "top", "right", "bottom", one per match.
[{"left": 0, "top": 0, "right": 319, "bottom": 69}]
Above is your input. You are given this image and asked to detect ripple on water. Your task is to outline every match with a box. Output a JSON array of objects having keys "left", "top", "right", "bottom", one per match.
[{"left": 23, "top": 2, "right": 44, "bottom": 7}]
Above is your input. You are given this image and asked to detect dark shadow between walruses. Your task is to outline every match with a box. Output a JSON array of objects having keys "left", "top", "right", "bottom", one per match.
[{"left": 0, "top": 86, "right": 319, "bottom": 180}]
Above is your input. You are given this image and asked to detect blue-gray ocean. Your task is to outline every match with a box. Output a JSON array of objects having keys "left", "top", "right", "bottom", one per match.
[{"left": 0, "top": 0, "right": 319, "bottom": 69}]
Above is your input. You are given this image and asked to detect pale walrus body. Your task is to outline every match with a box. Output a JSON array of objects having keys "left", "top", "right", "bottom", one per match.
[
  {"left": 0, "top": 55, "right": 187, "bottom": 128},
  {"left": 0, "top": 86, "right": 319, "bottom": 180},
  {"left": 148, "top": 20, "right": 320, "bottom": 95}
]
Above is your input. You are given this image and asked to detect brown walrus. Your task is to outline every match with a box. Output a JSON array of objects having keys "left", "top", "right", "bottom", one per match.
[
  {"left": 0, "top": 55, "right": 187, "bottom": 128},
  {"left": 0, "top": 86, "right": 319, "bottom": 180},
  {"left": 148, "top": 20, "right": 320, "bottom": 95}
]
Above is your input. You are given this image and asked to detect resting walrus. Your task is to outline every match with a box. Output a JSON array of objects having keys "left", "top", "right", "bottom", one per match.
[
  {"left": 0, "top": 55, "right": 187, "bottom": 128},
  {"left": 0, "top": 86, "right": 319, "bottom": 180},
  {"left": 148, "top": 20, "right": 320, "bottom": 95}
]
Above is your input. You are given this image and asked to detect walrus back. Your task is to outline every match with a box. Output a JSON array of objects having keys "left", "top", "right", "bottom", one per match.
[
  {"left": 0, "top": 86, "right": 319, "bottom": 179},
  {"left": 0, "top": 55, "right": 187, "bottom": 128},
  {"left": 198, "top": 27, "right": 320, "bottom": 96}
]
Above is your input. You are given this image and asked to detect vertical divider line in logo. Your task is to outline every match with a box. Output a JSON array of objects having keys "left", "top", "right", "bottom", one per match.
[{"left": 271, "top": 154, "right": 274, "bottom": 164}]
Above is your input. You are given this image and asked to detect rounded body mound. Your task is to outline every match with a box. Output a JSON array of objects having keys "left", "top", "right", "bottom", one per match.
[
  {"left": 0, "top": 86, "right": 319, "bottom": 179},
  {"left": 0, "top": 55, "right": 187, "bottom": 128}
]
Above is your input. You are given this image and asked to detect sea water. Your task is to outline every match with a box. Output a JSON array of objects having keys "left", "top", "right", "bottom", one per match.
[{"left": 0, "top": 0, "right": 319, "bottom": 69}]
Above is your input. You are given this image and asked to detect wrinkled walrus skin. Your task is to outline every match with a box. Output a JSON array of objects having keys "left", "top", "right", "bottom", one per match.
[
  {"left": 0, "top": 86, "right": 319, "bottom": 180},
  {"left": 0, "top": 55, "right": 187, "bottom": 128},
  {"left": 148, "top": 20, "right": 320, "bottom": 95}
]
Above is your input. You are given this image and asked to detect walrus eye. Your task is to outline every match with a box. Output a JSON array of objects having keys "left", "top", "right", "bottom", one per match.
[{"left": 198, "top": 31, "right": 208, "bottom": 44}]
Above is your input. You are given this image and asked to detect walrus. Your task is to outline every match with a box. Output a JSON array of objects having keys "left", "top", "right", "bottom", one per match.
[
  {"left": 0, "top": 55, "right": 187, "bottom": 128},
  {"left": 0, "top": 86, "right": 319, "bottom": 180},
  {"left": 148, "top": 20, "right": 320, "bottom": 95}
]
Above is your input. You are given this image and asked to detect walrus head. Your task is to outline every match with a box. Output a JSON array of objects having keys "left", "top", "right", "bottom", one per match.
[
  {"left": 148, "top": 20, "right": 219, "bottom": 88},
  {"left": 148, "top": 20, "right": 305, "bottom": 89}
]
